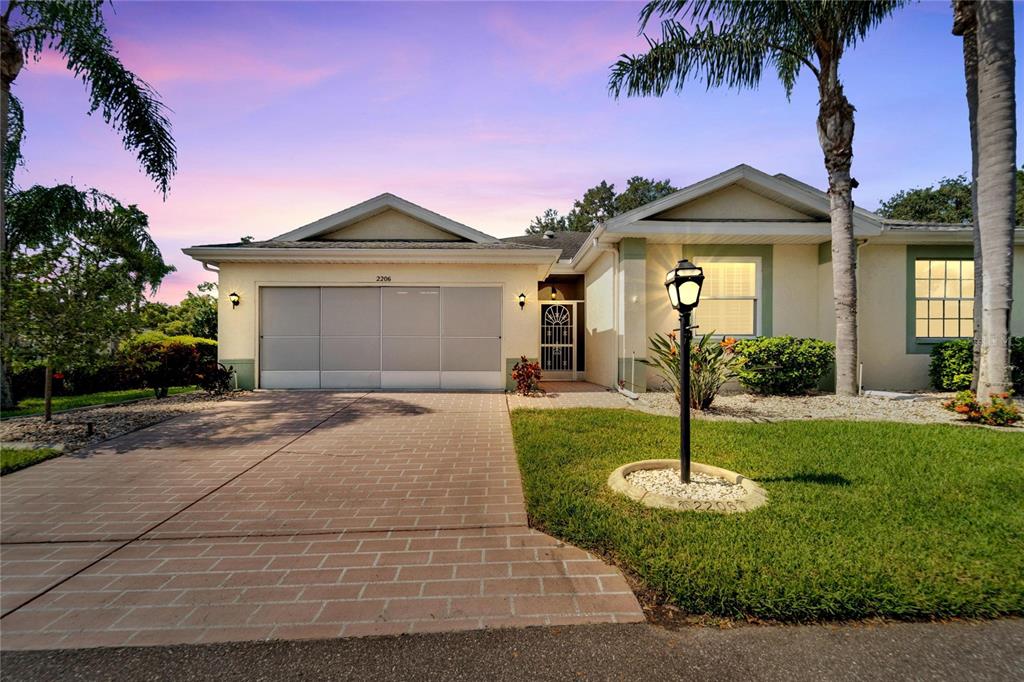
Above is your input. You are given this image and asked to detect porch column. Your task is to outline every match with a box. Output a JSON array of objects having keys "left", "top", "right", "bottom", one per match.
[{"left": 618, "top": 238, "right": 647, "bottom": 392}]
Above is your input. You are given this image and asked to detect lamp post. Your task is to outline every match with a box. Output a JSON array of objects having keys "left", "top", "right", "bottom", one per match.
[{"left": 664, "top": 259, "right": 705, "bottom": 484}]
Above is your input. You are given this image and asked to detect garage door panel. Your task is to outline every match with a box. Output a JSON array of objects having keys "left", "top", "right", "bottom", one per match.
[
  {"left": 382, "top": 337, "right": 440, "bottom": 371},
  {"left": 321, "top": 337, "right": 380, "bottom": 371},
  {"left": 261, "top": 337, "right": 319, "bottom": 371},
  {"left": 442, "top": 287, "right": 501, "bottom": 338},
  {"left": 321, "top": 288, "right": 380, "bottom": 336},
  {"left": 442, "top": 337, "right": 500, "bottom": 372},
  {"left": 261, "top": 288, "right": 320, "bottom": 336},
  {"left": 260, "top": 371, "right": 319, "bottom": 389},
  {"left": 321, "top": 371, "right": 381, "bottom": 389},
  {"left": 383, "top": 288, "right": 440, "bottom": 336}
]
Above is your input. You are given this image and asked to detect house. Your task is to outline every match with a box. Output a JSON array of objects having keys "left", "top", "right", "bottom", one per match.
[{"left": 184, "top": 164, "right": 1024, "bottom": 392}]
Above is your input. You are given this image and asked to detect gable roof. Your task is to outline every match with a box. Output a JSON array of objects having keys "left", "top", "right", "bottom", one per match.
[
  {"left": 273, "top": 193, "right": 498, "bottom": 243},
  {"left": 501, "top": 230, "right": 592, "bottom": 260}
]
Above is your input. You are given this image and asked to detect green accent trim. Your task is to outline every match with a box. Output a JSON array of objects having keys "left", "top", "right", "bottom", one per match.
[
  {"left": 222, "top": 358, "right": 255, "bottom": 390},
  {"left": 618, "top": 237, "right": 646, "bottom": 261},
  {"left": 818, "top": 241, "right": 832, "bottom": 264},
  {"left": 679, "top": 244, "right": 773, "bottom": 336},
  {"left": 618, "top": 357, "right": 647, "bottom": 392},
  {"left": 506, "top": 357, "right": 538, "bottom": 392},
  {"left": 905, "top": 245, "right": 974, "bottom": 355}
]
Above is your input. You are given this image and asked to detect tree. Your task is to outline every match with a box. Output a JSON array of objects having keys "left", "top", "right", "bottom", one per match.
[
  {"left": 139, "top": 282, "right": 218, "bottom": 339},
  {"left": 615, "top": 176, "right": 677, "bottom": 213},
  {"left": 2, "top": 185, "right": 171, "bottom": 419},
  {"left": 525, "top": 208, "right": 568, "bottom": 235},
  {"left": 1, "top": 0, "right": 177, "bottom": 409},
  {"left": 876, "top": 174, "right": 973, "bottom": 224},
  {"left": 972, "top": 0, "right": 1016, "bottom": 400},
  {"left": 525, "top": 176, "right": 677, "bottom": 234},
  {"left": 609, "top": 0, "right": 905, "bottom": 396}
]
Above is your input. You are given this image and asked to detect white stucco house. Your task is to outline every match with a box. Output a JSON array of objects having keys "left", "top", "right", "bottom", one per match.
[{"left": 184, "top": 164, "right": 1024, "bottom": 392}]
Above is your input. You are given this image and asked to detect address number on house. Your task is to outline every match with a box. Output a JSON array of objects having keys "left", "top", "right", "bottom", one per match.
[{"left": 376, "top": 275, "right": 392, "bottom": 282}]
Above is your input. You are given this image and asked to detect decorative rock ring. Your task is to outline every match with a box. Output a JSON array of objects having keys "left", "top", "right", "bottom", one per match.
[{"left": 607, "top": 459, "right": 767, "bottom": 514}]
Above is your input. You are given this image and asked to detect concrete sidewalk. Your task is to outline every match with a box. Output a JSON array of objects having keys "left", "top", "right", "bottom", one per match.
[{"left": 3, "top": 620, "right": 1021, "bottom": 681}]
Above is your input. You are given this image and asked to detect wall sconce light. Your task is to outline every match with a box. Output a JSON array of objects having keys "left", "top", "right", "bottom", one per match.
[
  {"left": 518, "top": 292, "right": 526, "bottom": 310},
  {"left": 550, "top": 289, "right": 557, "bottom": 300},
  {"left": 229, "top": 291, "right": 240, "bottom": 308}
]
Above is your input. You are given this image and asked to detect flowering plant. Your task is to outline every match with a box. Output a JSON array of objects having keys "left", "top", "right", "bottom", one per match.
[
  {"left": 942, "top": 390, "right": 1021, "bottom": 427},
  {"left": 511, "top": 356, "right": 544, "bottom": 396},
  {"left": 640, "top": 331, "right": 743, "bottom": 410}
]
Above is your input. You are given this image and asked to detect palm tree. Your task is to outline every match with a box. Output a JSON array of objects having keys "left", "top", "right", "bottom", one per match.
[
  {"left": 609, "top": 0, "right": 904, "bottom": 396},
  {"left": 952, "top": 1, "right": 982, "bottom": 392},
  {"left": 1, "top": 0, "right": 177, "bottom": 409},
  {"left": 972, "top": 0, "right": 1016, "bottom": 400}
]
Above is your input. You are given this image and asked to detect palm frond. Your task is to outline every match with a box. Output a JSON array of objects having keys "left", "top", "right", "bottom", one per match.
[
  {"left": 13, "top": 1, "right": 177, "bottom": 195},
  {"left": 3, "top": 92, "right": 24, "bottom": 192}
]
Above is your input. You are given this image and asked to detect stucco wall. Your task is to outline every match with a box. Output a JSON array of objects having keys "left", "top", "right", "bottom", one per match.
[
  {"left": 653, "top": 184, "right": 812, "bottom": 220},
  {"left": 216, "top": 261, "right": 540, "bottom": 388},
  {"left": 772, "top": 244, "right": 819, "bottom": 337},
  {"left": 859, "top": 243, "right": 1024, "bottom": 390},
  {"left": 321, "top": 210, "right": 462, "bottom": 241},
  {"left": 583, "top": 250, "right": 617, "bottom": 388}
]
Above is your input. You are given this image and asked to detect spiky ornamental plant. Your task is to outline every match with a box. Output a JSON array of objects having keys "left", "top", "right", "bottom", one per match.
[{"left": 610, "top": 0, "right": 905, "bottom": 396}]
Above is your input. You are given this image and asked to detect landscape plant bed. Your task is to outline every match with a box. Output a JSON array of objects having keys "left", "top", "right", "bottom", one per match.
[
  {"left": 510, "top": 408, "right": 1024, "bottom": 622},
  {"left": 0, "top": 386, "right": 197, "bottom": 420}
]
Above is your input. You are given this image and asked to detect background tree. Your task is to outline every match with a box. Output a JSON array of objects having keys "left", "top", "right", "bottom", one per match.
[
  {"left": 526, "top": 176, "right": 677, "bottom": 233},
  {"left": 139, "top": 282, "right": 217, "bottom": 339},
  {"left": 609, "top": 0, "right": 905, "bottom": 396},
  {"left": 2, "top": 185, "right": 171, "bottom": 418},
  {"left": 1, "top": 0, "right": 177, "bottom": 409},
  {"left": 972, "top": 0, "right": 1016, "bottom": 400},
  {"left": 877, "top": 174, "right": 974, "bottom": 223}
]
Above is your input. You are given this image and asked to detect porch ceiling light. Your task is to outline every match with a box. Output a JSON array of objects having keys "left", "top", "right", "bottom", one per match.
[
  {"left": 550, "top": 289, "right": 557, "bottom": 300},
  {"left": 518, "top": 292, "right": 527, "bottom": 310},
  {"left": 664, "top": 259, "right": 704, "bottom": 312},
  {"left": 229, "top": 291, "right": 241, "bottom": 308}
]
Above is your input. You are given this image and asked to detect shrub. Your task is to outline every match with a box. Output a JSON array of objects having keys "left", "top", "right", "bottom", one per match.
[
  {"left": 732, "top": 336, "right": 835, "bottom": 395},
  {"left": 119, "top": 332, "right": 217, "bottom": 397},
  {"left": 929, "top": 337, "right": 1024, "bottom": 392},
  {"left": 942, "top": 390, "right": 1021, "bottom": 427},
  {"left": 640, "top": 331, "right": 742, "bottom": 410},
  {"left": 195, "top": 361, "right": 235, "bottom": 395},
  {"left": 511, "top": 356, "right": 544, "bottom": 396}
]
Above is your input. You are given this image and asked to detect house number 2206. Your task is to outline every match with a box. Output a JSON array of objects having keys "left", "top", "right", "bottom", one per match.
[{"left": 376, "top": 275, "right": 391, "bottom": 282}]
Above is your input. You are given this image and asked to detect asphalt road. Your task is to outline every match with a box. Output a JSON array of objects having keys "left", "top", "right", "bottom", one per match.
[{"left": 2, "top": 620, "right": 1021, "bottom": 681}]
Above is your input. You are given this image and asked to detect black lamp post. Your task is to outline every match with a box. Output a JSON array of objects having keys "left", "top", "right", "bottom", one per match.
[{"left": 664, "top": 259, "right": 705, "bottom": 484}]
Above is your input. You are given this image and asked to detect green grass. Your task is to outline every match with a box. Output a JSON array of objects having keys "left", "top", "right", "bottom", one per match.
[
  {"left": 1, "top": 386, "right": 197, "bottom": 419},
  {"left": 511, "top": 408, "right": 1024, "bottom": 622},
  {"left": 1, "top": 448, "right": 62, "bottom": 475}
]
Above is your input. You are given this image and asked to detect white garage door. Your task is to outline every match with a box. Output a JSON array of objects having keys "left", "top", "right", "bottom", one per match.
[{"left": 260, "top": 286, "right": 501, "bottom": 390}]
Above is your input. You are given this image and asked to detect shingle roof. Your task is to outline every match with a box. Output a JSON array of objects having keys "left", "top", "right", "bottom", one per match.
[
  {"left": 192, "top": 240, "right": 551, "bottom": 250},
  {"left": 501, "top": 231, "right": 591, "bottom": 260},
  {"left": 882, "top": 219, "right": 1024, "bottom": 232}
]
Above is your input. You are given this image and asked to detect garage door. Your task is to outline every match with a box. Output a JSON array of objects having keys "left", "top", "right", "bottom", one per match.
[{"left": 260, "top": 287, "right": 501, "bottom": 389}]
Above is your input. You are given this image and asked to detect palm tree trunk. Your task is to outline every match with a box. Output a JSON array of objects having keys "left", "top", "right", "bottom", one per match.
[
  {"left": 1, "top": 17, "right": 22, "bottom": 411},
  {"left": 817, "top": 59, "right": 859, "bottom": 396},
  {"left": 974, "top": 0, "right": 1016, "bottom": 400},
  {"left": 43, "top": 363, "right": 53, "bottom": 422},
  {"left": 953, "top": 2, "right": 983, "bottom": 391}
]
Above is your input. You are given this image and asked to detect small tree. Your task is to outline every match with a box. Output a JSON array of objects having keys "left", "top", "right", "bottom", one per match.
[{"left": 2, "top": 185, "right": 171, "bottom": 419}]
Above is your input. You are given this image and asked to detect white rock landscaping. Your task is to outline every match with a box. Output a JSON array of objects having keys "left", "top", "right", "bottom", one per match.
[
  {"left": 626, "top": 468, "right": 749, "bottom": 502},
  {"left": 608, "top": 459, "right": 767, "bottom": 513}
]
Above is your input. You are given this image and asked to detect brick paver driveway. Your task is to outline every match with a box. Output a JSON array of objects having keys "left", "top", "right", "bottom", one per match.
[{"left": 1, "top": 392, "right": 641, "bottom": 650}]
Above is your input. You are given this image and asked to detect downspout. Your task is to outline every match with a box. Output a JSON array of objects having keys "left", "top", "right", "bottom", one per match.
[
  {"left": 202, "top": 262, "right": 219, "bottom": 273},
  {"left": 855, "top": 238, "right": 869, "bottom": 394}
]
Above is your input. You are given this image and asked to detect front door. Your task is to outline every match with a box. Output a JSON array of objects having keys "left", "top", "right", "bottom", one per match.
[{"left": 540, "top": 302, "right": 576, "bottom": 380}]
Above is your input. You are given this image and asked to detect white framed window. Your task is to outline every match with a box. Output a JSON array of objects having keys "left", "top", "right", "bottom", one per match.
[
  {"left": 913, "top": 258, "right": 974, "bottom": 339},
  {"left": 691, "top": 257, "right": 761, "bottom": 337}
]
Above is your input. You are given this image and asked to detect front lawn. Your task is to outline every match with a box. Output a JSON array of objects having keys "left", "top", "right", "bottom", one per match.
[
  {"left": 1, "top": 386, "right": 196, "bottom": 419},
  {"left": 511, "top": 408, "right": 1024, "bottom": 622},
  {"left": 1, "top": 447, "right": 62, "bottom": 475}
]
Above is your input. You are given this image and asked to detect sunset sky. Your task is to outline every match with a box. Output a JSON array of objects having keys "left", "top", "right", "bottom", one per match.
[{"left": 11, "top": 1, "right": 1024, "bottom": 303}]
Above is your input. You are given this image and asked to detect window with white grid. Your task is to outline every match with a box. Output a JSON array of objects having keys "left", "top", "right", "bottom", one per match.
[
  {"left": 691, "top": 258, "right": 760, "bottom": 336},
  {"left": 913, "top": 259, "right": 974, "bottom": 339}
]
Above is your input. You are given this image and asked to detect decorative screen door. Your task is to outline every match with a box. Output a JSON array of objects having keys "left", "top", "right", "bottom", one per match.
[{"left": 540, "top": 302, "right": 576, "bottom": 380}]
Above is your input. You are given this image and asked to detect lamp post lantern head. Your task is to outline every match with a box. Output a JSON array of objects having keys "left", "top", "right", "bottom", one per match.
[{"left": 664, "top": 259, "right": 704, "bottom": 312}]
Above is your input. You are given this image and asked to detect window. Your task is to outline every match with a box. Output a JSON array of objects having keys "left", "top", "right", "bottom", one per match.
[
  {"left": 692, "top": 258, "right": 760, "bottom": 336},
  {"left": 913, "top": 258, "right": 974, "bottom": 339}
]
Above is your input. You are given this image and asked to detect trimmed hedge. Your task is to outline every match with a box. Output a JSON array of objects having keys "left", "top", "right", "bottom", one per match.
[
  {"left": 929, "top": 337, "right": 1024, "bottom": 392},
  {"left": 119, "top": 332, "right": 218, "bottom": 397},
  {"left": 732, "top": 336, "right": 835, "bottom": 395}
]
